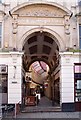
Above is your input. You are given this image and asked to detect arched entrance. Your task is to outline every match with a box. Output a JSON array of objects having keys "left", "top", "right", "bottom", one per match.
[
  {"left": 22, "top": 30, "right": 61, "bottom": 108},
  {"left": 8, "top": 0, "right": 72, "bottom": 111}
]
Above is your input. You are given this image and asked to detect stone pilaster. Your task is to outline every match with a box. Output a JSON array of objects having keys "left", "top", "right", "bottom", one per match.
[
  {"left": 64, "top": 15, "right": 70, "bottom": 49},
  {"left": 12, "top": 15, "right": 18, "bottom": 49}
]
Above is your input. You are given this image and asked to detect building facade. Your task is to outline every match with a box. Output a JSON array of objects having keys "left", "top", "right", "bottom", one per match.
[{"left": 0, "top": 0, "right": 81, "bottom": 112}]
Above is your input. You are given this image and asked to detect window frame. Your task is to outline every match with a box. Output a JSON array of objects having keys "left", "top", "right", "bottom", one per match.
[{"left": 74, "top": 63, "right": 81, "bottom": 102}]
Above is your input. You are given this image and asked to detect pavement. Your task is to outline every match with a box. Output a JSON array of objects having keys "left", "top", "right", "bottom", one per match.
[
  {"left": 1, "top": 111, "right": 81, "bottom": 120},
  {"left": 1, "top": 97, "right": 81, "bottom": 120},
  {"left": 17, "top": 111, "right": 80, "bottom": 119}
]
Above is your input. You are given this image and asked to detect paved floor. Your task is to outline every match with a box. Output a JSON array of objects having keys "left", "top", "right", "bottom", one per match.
[
  {"left": 38, "top": 96, "right": 52, "bottom": 107},
  {"left": 16, "top": 97, "right": 80, "bottom": 119},
  {"left": 22, "top": 96, "right": 61, "bottom": 113},
  {"left": 1, "top": 97, "right": 81, "bottom": 119}
]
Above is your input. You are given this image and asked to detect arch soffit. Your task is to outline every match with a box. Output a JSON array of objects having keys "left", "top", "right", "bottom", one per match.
[
  {"left": 20, "top": 27, "right": 65, "bottom": 51},
  {"left": 10, "top": 1, "right": 72, "bottom": 15}
]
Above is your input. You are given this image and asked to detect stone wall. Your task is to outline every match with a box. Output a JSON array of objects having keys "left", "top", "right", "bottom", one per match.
[
  {"left": 60, "top": 52, "right": 80, "bottom": 104},
  {"left": 0, "top": 52, "right": 23, "bottom": 104}
]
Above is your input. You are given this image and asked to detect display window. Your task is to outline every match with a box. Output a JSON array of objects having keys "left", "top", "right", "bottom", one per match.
[{"left": 74, "top": 64, "right": 81, "bottom": 102}]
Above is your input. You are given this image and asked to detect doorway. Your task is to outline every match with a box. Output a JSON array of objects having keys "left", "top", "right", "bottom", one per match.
[{"left": 22, "top": 31, "right": 60, "bottom": 108}]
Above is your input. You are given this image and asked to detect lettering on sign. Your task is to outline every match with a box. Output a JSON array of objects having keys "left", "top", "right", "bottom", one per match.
[
  {"left": 12, "top": 58, "right": 17, "bottom": 64},
  {"left": 18, "top": 17, "right": 64, "bottom": 26},
  {"left": 65, "top": 58, "right": 70, "bottom": 63}
]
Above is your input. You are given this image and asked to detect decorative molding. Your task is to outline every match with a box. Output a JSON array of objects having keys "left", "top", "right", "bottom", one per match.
[
  {"left": 14, "top": 5, "right": 66, "bottom": 18},
  {"left": 18, "top": 17, "right": 64, "bottom": 26},
  {"left": 64, "top": 16, "right": 70, "bottom": 35},
  {"left": 12, "top": 16, "right": 18, "bottom": 34},
  {"left": 78, "top": 16, "right": 81, "bottom": 24}
]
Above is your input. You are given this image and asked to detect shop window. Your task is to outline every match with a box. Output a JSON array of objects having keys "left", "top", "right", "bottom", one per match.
[
  {"left": 74, "top": 64, "right": 81, "bottom": 102},
  {"left": 0, "top": 65, "right": 8, "bottom": 104}
]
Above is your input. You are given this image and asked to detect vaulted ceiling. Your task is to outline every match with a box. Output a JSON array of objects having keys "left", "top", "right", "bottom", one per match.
[{"left": 23, "top": 31, "right": 59, "bottom": 74}]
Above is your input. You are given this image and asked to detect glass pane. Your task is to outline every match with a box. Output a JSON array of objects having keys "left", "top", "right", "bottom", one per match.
[
  {"left": 0, "top": 37, "right": 1, "bottom": 42},
  {"left": 75, "top": 65, "right": 81, "bottom": 73},
  {"left": 79, "top": 26, "right": 81, "bottom": 49},
  {"left": 76, "top": 97, "right": 81, "bottom": 102},
  {"left": 79, "top": 26, "right": 81, "bottom": 36},
  {"left": 79, "top": 1, "right": 81, "bottom": 6},
  {"left": 77, "top": 80, "right": 81, "bottom": 89},
  {"left": 0, "top": 41, "right": 1, "bottom": 47},
  {"left": 80, "top": 38, "right": 81, "bottom": 49},
  {"left": 75, "top": 73, "right": 81, "bottom": 78}
]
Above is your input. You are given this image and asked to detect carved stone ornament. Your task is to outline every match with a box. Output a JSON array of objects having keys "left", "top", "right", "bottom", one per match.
[
  {"left": 12, "top": 19, "right": 18, "bottom": 34},
  {"left": 78, "top": 16, "right": 81, "bottom": 24},
  {"left": 64, "top": 18, "right": 70, "bottom": 35},
  {"left": 14, "top": 4, "right": 66, "bottom": 18}
]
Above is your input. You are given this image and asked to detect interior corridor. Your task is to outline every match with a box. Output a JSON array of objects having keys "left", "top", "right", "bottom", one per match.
[
  {"left": 38, "top": 96, "right": 52, "bottom": 107},
  {"left": 23, "top": 96, "right": 61, "bottom": 113},
  {"left": 22, "top": 31, "right": 60, "bottom": 109}
]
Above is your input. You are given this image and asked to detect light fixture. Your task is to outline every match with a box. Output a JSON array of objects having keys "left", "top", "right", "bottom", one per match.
[
  {"left": 44, "top": 82, "right": 48, "bottom": 88},
  {"left": 40, "top": 26, "right": 43, "bottom": 34},
  {"left": 4, "top": 42, "right": 8, "bottom": 48},
  {"left": 26, "top": 76, "right": 32, "bottom": 83}
]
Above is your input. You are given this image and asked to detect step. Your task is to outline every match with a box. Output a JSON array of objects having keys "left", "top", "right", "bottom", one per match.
[
  {"left": 22, "top": 106, "right": 61, "bottom": 113},
  {"left": 17, "top": 112, "right": 80, "bottom": 118},
  {"left": 2, "top": 112, "right": 81, "bottom": 120},
  {"left": 1, "top": 118, "right": 80, "bottom": 120}
]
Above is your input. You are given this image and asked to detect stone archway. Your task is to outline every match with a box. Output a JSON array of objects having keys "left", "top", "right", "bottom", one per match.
[
  {"left": 21, "top": 29, "right": 62, "bottom": 70},
  {"left": 21, "top": 29, "right": 61, "bottom": 107},
  {"left": 8, "top": 1, "right": 72, "bottom": 110},
  {"left": 10, "top": 1, "right": 72, "bottom": 15},
  {"left": 9, "top": 1, "right": 72, "bottom": 51},
  {"left": 19, "top": 27, "right": 65, "bottom": 52}
]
